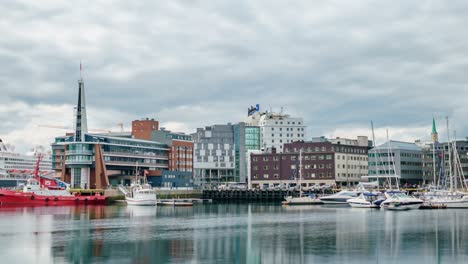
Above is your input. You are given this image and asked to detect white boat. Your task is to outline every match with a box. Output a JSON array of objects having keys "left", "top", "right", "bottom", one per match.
[
  {"left": 118, "top": 162, "right": 157, "bottom": 206},
  {"left": 347, "top": 192, "right": 385, "bottom": 208},
  {"left": 423, "top": 191, "right": 468, "bottom": 208},
  {"left": 380, "top": 191, "right": 423, "bottom": 210},
  {"left": 283, "top": 194, "right": 322, "bottom": 205},
  {"left": 320, "top": 190, "right": 360, "bottom": 204},
  {"left": 123, "top": 184, "right": 157, "bottom": 206},
  {"left": 282, "top": 150, "right": 322, "bottom": 205}
]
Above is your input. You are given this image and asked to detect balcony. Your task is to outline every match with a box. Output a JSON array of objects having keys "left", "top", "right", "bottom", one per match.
[
  {"left": 66, "top": 150, "right": 93, "bottom": 155},
  {"left": 104, "top": 151, "right": 168, "bottom": 160},
  {"left": 66, "top": 160, "right": 93, "bottom": 165},
  {"left": 105, "top": 160, "right": 168, "bottom": 168}
]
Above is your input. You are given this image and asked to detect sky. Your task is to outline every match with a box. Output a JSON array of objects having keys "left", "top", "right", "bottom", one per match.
[{"left": 1, "top": 0, "right": 468, "bottom": 153}]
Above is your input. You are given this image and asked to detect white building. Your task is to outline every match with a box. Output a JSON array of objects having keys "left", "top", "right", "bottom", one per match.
[{"left": 245, "top": 110, "right": 306, "bottom": 153}]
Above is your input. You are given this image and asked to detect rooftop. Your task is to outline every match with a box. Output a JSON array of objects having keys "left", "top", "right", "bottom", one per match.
[{"left": 374, "top": 140, "right": 422, "bottom": 151}]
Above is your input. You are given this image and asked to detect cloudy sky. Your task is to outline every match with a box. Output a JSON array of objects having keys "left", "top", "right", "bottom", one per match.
[{"left": 1, "top": 1, "right": 467, "bottom": 153}]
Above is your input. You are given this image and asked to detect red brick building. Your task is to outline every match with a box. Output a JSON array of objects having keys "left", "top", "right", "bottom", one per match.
[{"left": 132, "top": 118, "right": 159, "bottom": 140}]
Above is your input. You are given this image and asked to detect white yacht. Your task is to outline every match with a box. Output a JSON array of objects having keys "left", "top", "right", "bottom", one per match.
[
  {"left": 347, "top": 192, "right": 386, "bottom": 208},
  {"left": 380, "top": 191, "right": 423, "bottom": 210},
  {"left": 320, "top": 190, "right": 360, "bottom": 204}
]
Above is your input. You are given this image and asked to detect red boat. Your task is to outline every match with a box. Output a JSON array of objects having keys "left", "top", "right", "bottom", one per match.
[{"left": 0, "top": 155, "right": 108, "bottom": 206}]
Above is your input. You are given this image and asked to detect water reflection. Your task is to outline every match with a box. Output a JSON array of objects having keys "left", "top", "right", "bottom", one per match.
[{"left": 1, "top": 205, "right": 468, "bottom": 263}]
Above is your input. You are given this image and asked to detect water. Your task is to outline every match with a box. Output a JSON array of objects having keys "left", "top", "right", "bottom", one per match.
[{"left": 0, "top": 204, "right": 467, "bottom": 264}]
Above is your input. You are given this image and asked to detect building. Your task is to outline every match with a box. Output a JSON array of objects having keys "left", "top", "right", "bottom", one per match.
[
  {"left": 249, "top": 137, "right": 370, "bottom": 188},
  {"left": 245, "top": 106, "right": 306, "bottom": 153},
  {"left": 132, "top": 118, "right": 159, "bottom": 140},
  {"left": 51, "top": 75, "right": 170, "bottom": 189},
  {"left": 234, "top": 123, "right": 260, "bottom": 184},
  {"left": 192, "top": 124, "right": 236, "bottom": 187},
  {"left": 152, "top": 128, "right": 193, "bottom": 173},
  {"left": 367, "top": 141, "right": 423, "bottom": 185}
]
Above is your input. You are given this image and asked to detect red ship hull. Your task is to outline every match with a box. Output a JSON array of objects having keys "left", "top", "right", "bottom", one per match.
[{"left": 0, "top": 190, "right": 108, "bottom": 206}]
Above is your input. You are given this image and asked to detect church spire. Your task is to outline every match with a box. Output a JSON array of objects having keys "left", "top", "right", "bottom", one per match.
[{"left": 431, "top": 117, "right": 438, "bottom": 142}]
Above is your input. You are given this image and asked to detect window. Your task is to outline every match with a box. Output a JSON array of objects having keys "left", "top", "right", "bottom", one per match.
[
  {"left": 263, "top": 157, "right": 269, "bottom": 161},
  {"left": 291, "top": 156, "right": 296, "bottom": 161},
  {"left": 253, "top": 166, "right": 258, "bottom": 170},
  {"left": 326, "top": 155, "right": 332, "bottom": 160},
  {"left": 273, "top": 156, "right": 279, "bottom": 161},
  {"left": 274, "top": 165, "right": 279, "bottom": 170},
  {"left": 305, "top": 164, "right": 310, "bottom": 169},
  {"left": 263, "top": 166, "right": 269, "bottom": 170},
  {"left": 319, "top": 155, "right": 324, "bottom": 160},
  {"left": 274, "top": 174, "right": 279, "bottom": 179},
  {"left": 263, "top": 174, "right": 269, "bottom": 179},
  {"left": 291, "top": 165, "right": 296, "bottom": 169}
]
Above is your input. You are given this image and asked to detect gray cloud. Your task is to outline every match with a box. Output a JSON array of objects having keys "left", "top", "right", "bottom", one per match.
[{"left": 1, "top": 0, "right": 468, "bottom": 152}]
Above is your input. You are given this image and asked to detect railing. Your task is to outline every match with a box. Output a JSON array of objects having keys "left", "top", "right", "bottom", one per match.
[
  {"left": 103, "top": 151, "right": 168, "bottom": 160},
  {"left": 66, "top": 160, "right": 93, "bottom": 165},
  {"left": 66, "top": 150, "right": 93, "bottom": 155},
  {"left": 105, "top": 160, "right": 168, "bottom": 167}
]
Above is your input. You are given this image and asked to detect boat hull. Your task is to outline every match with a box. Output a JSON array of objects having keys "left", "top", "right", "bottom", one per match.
[
  {"left": 126, "top": 198, "right": 157, "bottom": 206},
  {"left": 320, "top": 198, "right": 351, "bottom": 204},
  {"left": 282, "top": 197, "right": 322, "bottom": 205},
  {"left": 380, "top": 202, "right": 422, "bottom": 210},
  {"left": 0, "top": 190, "right": 108, "bottom": 206}
]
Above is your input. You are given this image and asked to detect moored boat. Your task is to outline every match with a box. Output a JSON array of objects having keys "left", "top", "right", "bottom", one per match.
[
  {"left": 320, "top": 190, "right": 360, "bottom": 204},
  {"left": 347, "top": 192, "right": 385, "bottom": 208},
  {"left": 380, "top": 191, "right": 423, "bottom": 210}
]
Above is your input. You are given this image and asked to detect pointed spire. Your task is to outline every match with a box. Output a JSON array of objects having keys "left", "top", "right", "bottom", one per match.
[{"left": 431, "top": 117, "right": 438, "bottom": 143}]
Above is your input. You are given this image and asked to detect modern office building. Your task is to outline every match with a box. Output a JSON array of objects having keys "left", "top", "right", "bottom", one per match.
[
  {"left": 367, "top": 141, "right": 423, "bottom": 185},
  {"left": 192, "top": 124, "right": 236, "bottom": 187},
  {"left": 234, "top": 123, "right": 261, "bottom": 183},
  {"left": 249, "top": 137, "right": 369, "bottom": 188},
  {"left": 245, "top": 106, "right": 306, "bottom": 153}
]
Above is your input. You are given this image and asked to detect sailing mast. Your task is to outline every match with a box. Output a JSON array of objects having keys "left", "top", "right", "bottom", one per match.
[
  {"left": 371, "top": 121, "right": 379, "bottom": 192},
  {"left": 446, "top": 117, "right": 453, "bottom": 193},
  {"left": 299, "top": 149, "right": 303, "bottom": 198}
]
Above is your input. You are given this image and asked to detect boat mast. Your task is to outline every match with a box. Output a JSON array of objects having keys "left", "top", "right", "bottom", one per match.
[
  {"left": 371, "top": 121, "right": 379, "bottom": 192},
  {"left": 446, "top": 117, "right": 453, "bottom": 193},
  {"left": 299, "top": 149, "right": 303, "bottom": 198},
  {"left": 386, "top": 129, "right": 393, "bottom": 189},
  {"left": 431, "top": 117, "right": 437, "bottom": 188}
]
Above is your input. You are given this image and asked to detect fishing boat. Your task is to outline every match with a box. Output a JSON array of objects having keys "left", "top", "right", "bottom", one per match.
[
  {"left": 282, "top": 150, "right": 322, "bottom": 205},
  {"left": 347, "top": 192, "right": 385, "bottom": 208},
  {"left": 0, "top": 154, "right": 108, "bottom": 206},
  {"left": 118, "top": 163, "right": 157, "bottom": 206}
]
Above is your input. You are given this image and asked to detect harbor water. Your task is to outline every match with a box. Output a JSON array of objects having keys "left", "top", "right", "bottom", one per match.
[{"left": 0, "top": 204, "right": 467, "bottom": 263}]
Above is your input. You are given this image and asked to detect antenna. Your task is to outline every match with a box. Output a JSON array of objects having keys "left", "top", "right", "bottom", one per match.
[{"left": 79, "top": 61, "right": 82, "bottom": 79}]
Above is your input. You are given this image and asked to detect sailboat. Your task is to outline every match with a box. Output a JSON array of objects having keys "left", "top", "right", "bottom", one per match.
[
  {"left": 282, "top": 149, "right": 322, "bottom": 205},
  {"left": 422, "top": 118, "right": 468, "bottom": 208},
  {"left": 118, "top": 163, "right": 157, "bottom": 206}
]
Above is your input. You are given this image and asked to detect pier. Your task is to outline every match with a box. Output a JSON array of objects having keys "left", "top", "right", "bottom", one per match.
[{"left": 203, "top": 189, "right": 320, "bottom": 202}]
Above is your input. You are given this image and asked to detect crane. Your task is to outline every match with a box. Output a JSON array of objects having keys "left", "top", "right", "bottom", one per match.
[{"left": 38, "top": 125, "right": 112, "bottom": 133}]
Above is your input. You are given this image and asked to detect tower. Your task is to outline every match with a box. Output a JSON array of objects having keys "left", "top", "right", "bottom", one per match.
[
  {"left": 74, "top": 64, "right": 88, "bottom": 142},
  {"left": 431, "top": 117, "right": 438, "bottom": 142}
]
